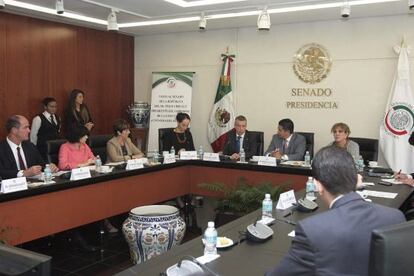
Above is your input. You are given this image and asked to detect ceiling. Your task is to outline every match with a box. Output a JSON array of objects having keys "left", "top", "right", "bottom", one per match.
[{"left": 0, "top": 0, "right": 412, "bottom": 36}]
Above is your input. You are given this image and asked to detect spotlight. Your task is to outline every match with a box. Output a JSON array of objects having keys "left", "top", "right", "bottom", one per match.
[
  {"left": 341, "top": 1, "right": 351, "bottom": 18},
  {"left": 257, "top": 7, "right": 271, "bottom": 31},
  {"left": 409, "top": 0, "right": 414, "bottom": 10},
  {"left": 107, "top": 9, "right": 119, "bottom": 31},
  {"left": 199, "top": 12, "right": 207, "bottom": 30},
  {"left": 0, "top": 0, "right": 5, "bottom": 9},
  {"left": 56, "top": 0, "right": 64, "bottom": 14}
]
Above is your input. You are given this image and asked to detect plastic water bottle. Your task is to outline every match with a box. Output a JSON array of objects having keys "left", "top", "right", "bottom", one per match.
[
  {"left": 239, "top": 148, "right": 246, "bottom": 162},
  {"left": 170, "top": 146, "right": 175, "bottom": 156},
  {"left": 304, "top": 151, "right": 311, "bottom": 166},
  {"left": 204, "top": 221, "right": 217, "bottom": 256},
  {"left": 305, "top": 177, "right": 316, "bottom": 201},
  {"left": 153, "top": 150, "right": 159, "bottom": 163},
  {"left": 95, "top": 155, "right": 102, "bottom": 172},
  {"left": 357, "top": 155, "right": 364, "bottom": 172},
  {"left": 262, "top": 193, "right": 273, "bottom": 219},
  {"left": 198, "top": 145, "right": 204, "bottom": 159},
  {"left": 44, "top": 164, "right": 52, "bottom": 183}
]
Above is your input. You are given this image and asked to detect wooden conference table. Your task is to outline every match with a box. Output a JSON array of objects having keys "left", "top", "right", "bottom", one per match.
[
  {"left": 0, "top": 160, "right": 312, "bottom": 245},
  {"left": 117, "top": 174, "right": 413, "bottom": 276}
]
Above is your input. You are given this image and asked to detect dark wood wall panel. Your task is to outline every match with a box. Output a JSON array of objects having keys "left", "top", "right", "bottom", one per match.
[{"left": 0, "top": 12, "right": 134, "bottom": 137}]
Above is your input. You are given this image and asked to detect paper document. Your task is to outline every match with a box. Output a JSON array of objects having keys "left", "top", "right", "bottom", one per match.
[
  {"left": 362, "top": 190, "right": 398, "bottom": 199},
  {"left": 380, "top": 178, "right": 403, "bottom": 185},
  {"left": 288, "top": 231, "right": 295, "bottom": 237},
  {"left": 196, "top": 254, "right": 220, "bottom": 264}
]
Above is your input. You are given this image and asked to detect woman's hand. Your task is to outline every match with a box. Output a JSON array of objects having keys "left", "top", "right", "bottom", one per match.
[{"left": 85, "top": 122, "right": 94, "bottom": 131}]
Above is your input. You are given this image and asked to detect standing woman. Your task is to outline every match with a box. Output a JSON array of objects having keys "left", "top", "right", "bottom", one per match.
[
  {"left": 329, "top": 122, "right": 360, "bottom": 158},
  {"left": 162, "top": 112, "right": 195, "bottom": 153},
  {"left": 65, "top": 89, "right": 94, "bottom": 133},
  {"left": 107, "top": 119, "right": 144, "bottom": 163}
]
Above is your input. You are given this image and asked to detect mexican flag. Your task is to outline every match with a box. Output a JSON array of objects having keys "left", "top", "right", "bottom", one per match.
[
  {"left": 208, "top": 53, "right": 236, "bottom": 152},
  {"left": 379, "top": 44, "right": 414, "bottom": 173}
]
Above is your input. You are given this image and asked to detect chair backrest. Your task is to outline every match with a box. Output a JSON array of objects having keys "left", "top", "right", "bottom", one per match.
[
  {"left": 46, "top": 139, "right": 67, "bottom": 165},
  {"left": 369, "top": 220, "right": 414, "bottom": 276},
  {"left": 350, "top": 137, "right": 378, "bottom": 164},
  {"left": 158, "top": 128, "right": 174, "bottom": 153},
  {"left": 248, "top": 131, "right": 264, "bottom": 156},
  {"left": 88, "top": 134, "right": 113, "bottom": 164},
  {"left": 296, "top": 132, "right": 314, "bottom": 158}
]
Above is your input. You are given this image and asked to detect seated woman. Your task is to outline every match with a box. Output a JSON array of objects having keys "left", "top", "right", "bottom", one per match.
[
  {"left": 162, "top": 112, "right": 195, "bottom": 153},
  {"left": 329, "top": 122, "right": 360, "bottom": 158},
  {"left": 58, "top": 126, "right": 95, "bottom": 170},
  {"left": 107, "top": 119, "right": 144, "bottom": 163}
]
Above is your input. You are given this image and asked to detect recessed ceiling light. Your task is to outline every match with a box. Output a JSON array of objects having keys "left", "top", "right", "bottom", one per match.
[{"left": 164, "top": 0, "right": 247, "bottom": 8}]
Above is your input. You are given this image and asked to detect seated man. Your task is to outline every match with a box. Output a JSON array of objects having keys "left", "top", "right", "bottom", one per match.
[
  {"left": 222, "top": 115, "right": 257, "bottom": 160},
  {"left": 264, "top": 118, "right": 306, "bottom": 161},
  {"left": 0, "top": 115, "right": 58, "bottom": 179},
  {"left": 265, "top": 146, "right": 405, "bottom": 276}
]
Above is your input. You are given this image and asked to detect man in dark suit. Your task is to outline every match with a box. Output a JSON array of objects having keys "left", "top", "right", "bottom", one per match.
[
  {"left": 222, "top": 115, "right": 257, "bottom": 160},
  {"left": 0, "top": 115, "right": 58, "bottom": 179},
  {"left": 266, "top": 146, "right": 405, "bottom": 276},
  {"left": 264, "top": 118, "right": 306, "bottom": 160}
]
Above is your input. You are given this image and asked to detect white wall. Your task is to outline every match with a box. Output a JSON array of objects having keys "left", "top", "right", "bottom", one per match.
[{"left": 134, "top": 14, "right": 414, "bottom": 153}]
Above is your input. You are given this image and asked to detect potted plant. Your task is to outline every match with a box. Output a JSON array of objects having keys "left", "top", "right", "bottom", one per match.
[{"left": 197, "top": 177, "right": 291, "bottom": 227}]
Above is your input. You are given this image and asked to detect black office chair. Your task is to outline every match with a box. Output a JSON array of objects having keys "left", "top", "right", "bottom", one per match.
[
  {"left": 46, "top": 139, "right": 67, "bottom": 165},
  {"left": 350, "top": 137, "right": 378, "bottom": 165},
  {"left": 88, "top": 134, "right": 113, "bottom": 164},
  {"left": 369, "top": 220, "right": 414, "bottom": 276},
  {"left": 158, "top": 128, "right": 174, "bottom": 153},
  {"left": 249, "top": 131, "right": 264, "bottom": 156},
  {"left": 296, "top": 132, "right": 314, "bottom": 158}
]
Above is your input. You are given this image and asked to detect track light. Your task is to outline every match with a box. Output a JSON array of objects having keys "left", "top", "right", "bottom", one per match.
[
  {"left": 56, "top": 0, "right": 64, "bottom": 14},
  {"left": 341, "top": 1, "right": 351, "bottom": 18},
  {"left": 257, "top": 7, "right": 270, "bottom": 31},
  {"left": 409, "top": 0, "right": 414, "bottom": 10},
  {"left": 0, "top": 0, "right": 5, "bottom": 9},
  {"left": 107, "top": 9, "right": 119, "bottom": 31},
  {"left": 199, "top": 12, "right": 207, "bottom": 30}
]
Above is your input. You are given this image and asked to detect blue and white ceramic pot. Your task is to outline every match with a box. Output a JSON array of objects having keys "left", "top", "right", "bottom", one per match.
[{"left": 122, "top": 205, "right": 186, "bottom": 264}]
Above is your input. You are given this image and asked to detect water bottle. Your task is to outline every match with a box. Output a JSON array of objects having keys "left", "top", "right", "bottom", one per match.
[
  {"left": 304, "top": 151, "right": 311, "bottom": 166},
  {"left": 153, "top": 150, "right": 159, "bottom": 163},
  {"left": 357, "top": 155, "right": 364, "bottom": 172},
  {"left": 239, "top": 148, "right": 246, "bottom": 162},
  {"left": 262, "top": 193, "right": 273, "bottom": 219},
  {"left": 44, "top": 164, "right": 52, "bottom": 183},
  {"left": 95, "top": 155, "right": 102, "bottom": 172},
  {"left": 204, "top": 221, "right": 217, "bottom": 256},
  {"left": 198, "top": 145, "right": 204, "bottom": 159},
  {"left": 305, "top": 177, "right": 316, "bottom": 201},
  {"left": 170, "top": 146, "right": 175, "bottom": 156}
]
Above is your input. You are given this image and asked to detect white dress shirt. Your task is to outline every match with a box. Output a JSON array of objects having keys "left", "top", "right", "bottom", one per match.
[
  {"left": 30, "top": 111, "right": 55, "bottom": 145},
  {"left": 237, "top": 132, "right": 245, "bottom": 152},
  {"left": 7, "top": 137, "right": 27, "bottom": 177},
  {"left": 282, "top": 134, "right": 293, "bottom": 161}
]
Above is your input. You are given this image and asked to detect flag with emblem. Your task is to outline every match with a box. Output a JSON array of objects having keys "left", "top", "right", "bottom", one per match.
[
  {"left": 208, "top": 52, "right": 236, "bottom": 152},
  {"left": 379, "top": 43, "right": 414, "bottom": 173}
]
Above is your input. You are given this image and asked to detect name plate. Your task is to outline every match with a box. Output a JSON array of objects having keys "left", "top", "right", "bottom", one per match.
[
  {"left": 126, "top": 159, "right": 144, "bottom": 170},
  {"left": 1, "top": 177, "right": 28, "bottom": 193},
  {"left": 180, "top": 151, "right": 198, "bottom": 160},
  {"left": 163, "top": 153, "right": 176, "bottom": 164},
  {"left": 276, "top": 190, "right": 297, "bottom": 210},
  {"left": 70, "top": 167, "right": 91, "bottom": 181},
  {"left": 258, "top": 156, "right": 277, "bottom": 167},
  {"left": 203, "top": 152, "right": 220, "bottom": 162}
]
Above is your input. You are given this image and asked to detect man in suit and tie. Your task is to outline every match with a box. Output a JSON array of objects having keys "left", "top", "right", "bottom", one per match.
[
  {"left": 0, "top": 115, "right": 58, "bottom": 179},
  {"left": 222, "top": 115, "right": 257, "bottom": 160},
  {"left": 264, "top": 118, "right": 306, "bottom": 160},
  {"left": 265, "top": 146, "right": 405, "bottom": 276}
]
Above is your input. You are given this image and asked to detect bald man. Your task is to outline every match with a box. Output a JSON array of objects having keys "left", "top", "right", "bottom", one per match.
[{"left": 0, "top": 115, "right": 58, "bottom": 179}]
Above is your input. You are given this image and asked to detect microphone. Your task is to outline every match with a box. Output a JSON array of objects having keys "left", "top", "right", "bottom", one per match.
[{"left": 175, "top": 256, "right": 219, "bottom": 276}]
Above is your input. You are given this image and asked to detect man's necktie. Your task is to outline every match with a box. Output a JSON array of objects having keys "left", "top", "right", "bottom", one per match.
[
  {"left": 50, "top": 115, "right": 57, "bottom": 126},
  {"left": 236, "top": 136, "right": 241, "bottom": 153},
  {"left": 17, "top": 147, "right": 26, "bottom": 170},
  {"left": 282, "top": 140, "right": 288, "bottom": 154}
]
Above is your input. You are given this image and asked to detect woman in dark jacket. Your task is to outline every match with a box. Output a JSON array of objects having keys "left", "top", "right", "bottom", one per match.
[
  {"left": 162, "top": 112, "right": 195, "bottom": 153},
  {"left": 65, "top": 89, "right": 94, "bottom": 133}
]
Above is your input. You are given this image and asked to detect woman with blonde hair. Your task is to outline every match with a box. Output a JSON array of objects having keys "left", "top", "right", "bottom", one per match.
[{"left": 330, "top": 122, "right": 360, "bottom": 158}]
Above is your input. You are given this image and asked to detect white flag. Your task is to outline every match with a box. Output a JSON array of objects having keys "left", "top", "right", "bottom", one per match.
[{"left": 379, "top": 45, "right": 414, "bottom": 173}]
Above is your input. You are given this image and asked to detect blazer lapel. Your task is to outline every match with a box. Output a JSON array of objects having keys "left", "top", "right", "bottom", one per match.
[{"left": 3, "top": 141, "right": 18, "bottom": 170}]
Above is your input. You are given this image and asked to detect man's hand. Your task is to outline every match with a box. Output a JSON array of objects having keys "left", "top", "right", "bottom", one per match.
[
  {"left": 49, "top": 163, "right": 59, "bottom": 173},
  {"left": 230, "top": 153, "right": 240, "bottom": 160},
  {"left": 270, "top": 150, "right": 282, "bottom": 159},
  {"left": 23, "top": 165, "right": 42, "bottom": 177}
]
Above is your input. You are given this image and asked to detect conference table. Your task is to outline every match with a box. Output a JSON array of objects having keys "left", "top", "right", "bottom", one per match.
[
  {"left": 0, "top": 159, "right": 311, "bottom": 245},
  {"left": 116, "top": 172, "right": 413, "bottom": 276}
]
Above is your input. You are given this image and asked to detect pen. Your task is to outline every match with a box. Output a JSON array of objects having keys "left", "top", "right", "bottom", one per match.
[{"left": 398, "top": 169, "right": 402, "bottom": 175}]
